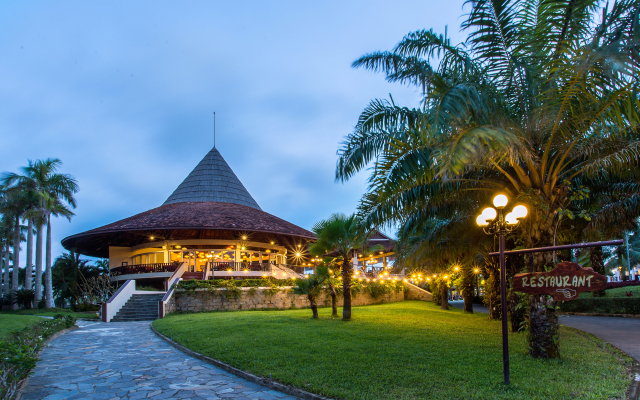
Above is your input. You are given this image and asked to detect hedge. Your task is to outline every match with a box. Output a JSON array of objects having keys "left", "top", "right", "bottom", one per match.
[
  {"left": 606, "top": 279, "right": 640, "bottom": 290},
  {"left": 559, "top": 297, "right": 640, "bottom": 314}
]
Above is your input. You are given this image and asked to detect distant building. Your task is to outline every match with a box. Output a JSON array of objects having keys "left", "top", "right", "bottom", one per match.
[{"left": 62, "top": 146, "right": 315, "bottom": 287}]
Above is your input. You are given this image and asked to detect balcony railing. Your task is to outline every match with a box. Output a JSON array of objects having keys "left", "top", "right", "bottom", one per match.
[
  {"left": 209, "top": 262, "right": 272, "bottom": 272},
  {"left": 110, "top": 262, "right": 181, "bottom": 277}
]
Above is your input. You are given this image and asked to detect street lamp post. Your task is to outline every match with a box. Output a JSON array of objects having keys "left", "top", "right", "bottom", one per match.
[{"left": 476, "top": 194, "right": 528, "bottom": 386}]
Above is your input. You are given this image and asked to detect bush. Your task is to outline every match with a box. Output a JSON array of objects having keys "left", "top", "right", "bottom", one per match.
[
  {"left": 0, "top": 316, "right": 77, "bottom": 399},
  {"left": 559, "top": 297, "right": 640, "bottom": 314},
  {"left": 606, "top": 280, "right": 640, "bottom": 290}
]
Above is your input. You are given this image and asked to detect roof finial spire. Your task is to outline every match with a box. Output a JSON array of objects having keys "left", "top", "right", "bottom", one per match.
[{"left": 214, "top": 111, "right": 216, "bottom": 148}]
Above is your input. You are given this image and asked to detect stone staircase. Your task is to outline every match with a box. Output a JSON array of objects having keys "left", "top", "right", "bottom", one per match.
[{"left": 111, "top": 293, "right": 164, "bottom": 322}]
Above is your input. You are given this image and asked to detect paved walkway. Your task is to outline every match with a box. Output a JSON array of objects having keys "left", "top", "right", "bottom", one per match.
[
  {"left": 559, "top": 315, "right": 640, "bottom": 362},
  {"left": 22, "top": 321, "right": 296, "bottom": 400},
  {"left": 450, "top": 300, "right": 640, "bottom": 362}
]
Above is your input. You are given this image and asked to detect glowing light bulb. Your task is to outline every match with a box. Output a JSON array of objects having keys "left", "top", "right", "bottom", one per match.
[
  {"left": 476, "top": 215, "right": 490, "bottom": 227},
  {"left": 505, "top": 212, "right": 518, "bottom": 225},
  {"left": 481, "top": 207, "right": 497, "bottom": 221},
  {"left": 493, "top": 194, "right": 508, "bottom": 208},
  {"left": 513, "top": 205, "right": 528, "bottom": 219}
]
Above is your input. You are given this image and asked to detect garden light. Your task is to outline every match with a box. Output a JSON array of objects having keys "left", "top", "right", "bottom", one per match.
[
  {"left": 512, "top": 205, "right": 528, "bottom": 219},
  {"left": 493, "top": 194, "right": 508, "bottom": 208},
  {"left": 482, "top": 207, "right": 497, "bottom": 221}
]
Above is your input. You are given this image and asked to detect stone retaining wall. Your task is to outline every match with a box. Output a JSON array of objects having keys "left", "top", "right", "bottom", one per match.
[
  {"left": 167, "top": 286, "right": 406, "bottom": 313},
  {"left": 404, "top": 282, "right": 433, "bottom": 301}
]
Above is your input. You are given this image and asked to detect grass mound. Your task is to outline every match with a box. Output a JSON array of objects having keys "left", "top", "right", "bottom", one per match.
[{"left": 153, "top": 301, "right": 632, "bottom": 400}]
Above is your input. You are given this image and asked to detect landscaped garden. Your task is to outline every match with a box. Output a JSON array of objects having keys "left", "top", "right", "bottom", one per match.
[
  {"left": 0, "top": 307, "right": 98, "bottom": 320},
  {"left": 153, "top": 301, "right": 633, "bottom": 400}
]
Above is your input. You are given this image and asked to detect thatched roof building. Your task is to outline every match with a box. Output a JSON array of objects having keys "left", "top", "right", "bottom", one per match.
[{"left": 62, "top": 147, "right": 315, "bottom": 282}]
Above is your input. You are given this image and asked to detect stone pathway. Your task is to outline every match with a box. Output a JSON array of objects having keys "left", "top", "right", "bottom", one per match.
[{"left": 22, "top": 321, "right": 297, "bottom": 400}]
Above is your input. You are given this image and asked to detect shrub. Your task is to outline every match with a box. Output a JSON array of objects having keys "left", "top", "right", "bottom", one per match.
[
  {"left": 0, "top": 316, "right": 77, "bottom": 399},
  {"left": 559, "top": 297, "right": 640, "bottom": 314},
  {"left": 606, "top": 280, "right": 640, "bottom": 290}
]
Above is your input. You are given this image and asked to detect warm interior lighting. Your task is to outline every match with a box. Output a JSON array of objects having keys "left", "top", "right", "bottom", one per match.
[
  {"left": 150, "top": 236, "right": 155, "bottom": 240},
  {"left": 513, "top": 205, "right": 528, "bottom": 219},
  {"left": 493, "top": 194, "right": 508, "bottom": 208},
  {"left": 242, "top": 236, "right": 247, "bottom": 240},
  {"left": 295, "top": 252, "right": 301, "bottom": 257},
  {"left": 270, "top": 241, "right": 275, "bottom": 245}
]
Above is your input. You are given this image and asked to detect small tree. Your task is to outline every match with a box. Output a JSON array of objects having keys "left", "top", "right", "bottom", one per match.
[
  {"left": 315, "top": 263, "right": 339, "bottom": 317},
  {"left": 293, "top": 274, "right": 325, "bottom": 319}
]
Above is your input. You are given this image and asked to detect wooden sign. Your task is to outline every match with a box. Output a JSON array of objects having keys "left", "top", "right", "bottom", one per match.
[{"left": 512, "top": 261, "right": 607, "bottom": 300}]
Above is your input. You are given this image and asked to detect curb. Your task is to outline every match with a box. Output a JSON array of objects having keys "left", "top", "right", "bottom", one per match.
[
  {"left": 628, "top": 363, "right": 640, "bottom": 400},
  {"left": 150, "top": 324, "right": 333, "bottom": 400},
  {"left": 14, "top": 324, "right": 79, "bottom": 400},
  {"left": 559, "top": 312, "right": 640, "bottom": 318}
]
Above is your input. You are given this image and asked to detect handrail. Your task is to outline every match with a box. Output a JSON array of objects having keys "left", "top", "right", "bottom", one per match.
[
  {"left": 159, "top": 276, "right": 181, "bottom": 318},
  {"left": 111, "top": 262, "right": 181, "bottom": 276},
  {"left": 164, "top": 262, "right": 187, "bottom": 291},
  {"left": 102, "top": 279, "right": 136, "bottom": 322}
]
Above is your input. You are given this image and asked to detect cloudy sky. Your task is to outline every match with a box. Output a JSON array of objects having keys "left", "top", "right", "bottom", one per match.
[{"left": 1, "top": 1, "right": 467, "bottom": 261}]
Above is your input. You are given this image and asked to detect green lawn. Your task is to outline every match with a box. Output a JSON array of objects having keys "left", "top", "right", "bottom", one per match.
[
  {"left": 0, "top": 314, "right": 44, "bottom": 340},
  {"left": 580, "top": 285, "right": 640, "bottom": 298},
  {"left": 153, "top": 301, "right": 632, "bottom": 400},
  {"left": 0, "top": 308, "right": 98, "bottom": 319}
]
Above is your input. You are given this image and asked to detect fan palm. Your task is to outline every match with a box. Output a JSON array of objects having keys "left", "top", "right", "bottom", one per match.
[
  {"left": 293, "top": 273, "right": 326, "bottom": 319},
  {"left": 309, "top": 213, "right": 369, "bottom": 321},
  {"left": 337, "top": 0, "right": 640, "bottom": 358}
]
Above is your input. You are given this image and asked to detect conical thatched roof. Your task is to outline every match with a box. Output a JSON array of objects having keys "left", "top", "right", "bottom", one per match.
[
  {"left": 164, "top": 147, "right": 261, "bottom": 210},
  {"left": 62, "top": 146, "right": 315, "bottom": 258}
]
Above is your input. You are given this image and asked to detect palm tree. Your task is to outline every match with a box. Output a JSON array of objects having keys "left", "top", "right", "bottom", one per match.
[
  {"left": 45, "top": 198, "right": 75, "bottom": 308},
  {"left": 309, "top": 213, "right": 368, "bottom": 321},
  {"left": 293, "top": 273, "right": 326, "bottom": 319},
  {"left": 314, "top": 263, "right": 339, "bottom": 317},
  {"left": 337, "top": 0, "right": 640, "bottom": 358},
  {"left": 3, "top": 159, "right": 78, "bottom": 307}
]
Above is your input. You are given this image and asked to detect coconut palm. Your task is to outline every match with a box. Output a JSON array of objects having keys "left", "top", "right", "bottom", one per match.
[
  {"left": 337, "top": 0, "right": 640, "bottom": 358},
  {"left": 45, "top": 198, "right": 75, "bottom": 308},
  {"left": 309, "top": 213, "right": 369, "bottom": 321},
  {"left": 4, "top": 158, "right": 78, "bottom": 306}
]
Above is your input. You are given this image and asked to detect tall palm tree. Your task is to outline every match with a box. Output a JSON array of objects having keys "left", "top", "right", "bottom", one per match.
[
  {"left": 336, "top": 0, "right": 640, "bottom": 358},
  {"left": 3, "top": 159, "right": 78, "bottom": 307},
  {"left": 309, "top": 213, "right": 368, "bottom": 321},
  {"left": 45, "top": 197, "right": 75, "bottom": 308}
]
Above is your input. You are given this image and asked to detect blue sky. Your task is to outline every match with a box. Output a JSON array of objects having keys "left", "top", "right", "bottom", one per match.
[{"left": 0, "top": 1, "right": 467, "bottom": 261}]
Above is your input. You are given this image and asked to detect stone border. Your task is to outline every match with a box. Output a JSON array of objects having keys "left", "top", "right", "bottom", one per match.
[
  {"left": 559, "top": 312, "right": 640, "bottom": 318},
  {"left": 150, "top": 324, "right": 333, "bottom": 400},
  {"left": 14, "top": 325, "right": 79, "bottom": 400}
]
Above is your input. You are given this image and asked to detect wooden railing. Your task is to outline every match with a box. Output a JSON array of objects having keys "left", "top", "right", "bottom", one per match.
[
  {"left": 209, "top": 261, "right": 272, "bottom": 272},
  {"left": 110, "top": 262, "right": 181, "bottom": 276}
]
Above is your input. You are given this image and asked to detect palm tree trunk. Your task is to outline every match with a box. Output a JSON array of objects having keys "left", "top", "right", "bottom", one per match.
[
  {"left": 45, "top": 214, "right": 54, "bottom": 308},
  {"left": 308, "top": 294, "right": 319, "bottom": 319},
  {"left": 589, "top": 246, "right": 606, "bottom": 297},
  {"left": 440, "top": 282, "right": 448, "bottom": 310},
  {"left": 12, "top": 216, "right": 20, "bottom": 309},
  {"left": 0, "top": 242, "right": 4, "bottom": 300},
  {"left": 3, "top": 242, "right": 9, "bottom": 307},
  {"left": 25, "top": 218, "right": 33, "bottom": 291},
  {"left": 528, "top": 294, "right": 559, "bottom": 358},
  {"left": 341, "top": 258, "right": 352, "bottom": 320},
  {"left": 34, "top": 223, "right": 44, "bottom": 302},
  {"left": 328, "top": 281, "right": 338, "bottom": 317}
]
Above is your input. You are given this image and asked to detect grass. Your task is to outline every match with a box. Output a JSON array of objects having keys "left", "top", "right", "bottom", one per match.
[
  {"left": 580, "top": 285, "right": 640, "bottom": 298},
  {"left": 0, "top": 307, "right": 98, "bottom": 319},
  {"left": 153, "top": 301, "right": 632, "bottom": 400},
  {"left": 0, "top": 314, "right": 44, "bottom": 340}
]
